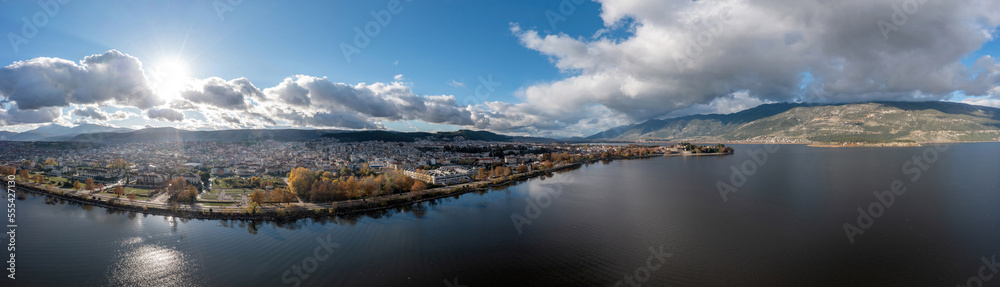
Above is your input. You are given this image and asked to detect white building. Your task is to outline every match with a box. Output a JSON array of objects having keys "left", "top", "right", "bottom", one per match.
[{"left": 403, "top": 167, "right": 473, "bottom": 185}]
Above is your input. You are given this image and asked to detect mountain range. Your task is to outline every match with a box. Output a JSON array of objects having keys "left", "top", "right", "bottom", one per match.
[
  {"left": 0, "top": 125, "right": 550, "bottom": 143},
  {"left": 3, "top": 101, "right": 999, "bottom": 144},
  {"left": 0, "top": 123, "right": 133, "bottom": 141},
  {"left": 587, "top": 101, "right": 1000, "bottom": 143}
]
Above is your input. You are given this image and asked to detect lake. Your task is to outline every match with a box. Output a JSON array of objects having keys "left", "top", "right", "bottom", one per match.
[{"left": 12, "top": 144, "right": 1000, "bottom": 286}]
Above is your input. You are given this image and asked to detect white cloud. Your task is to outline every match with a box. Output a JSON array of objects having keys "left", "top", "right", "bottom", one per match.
[
  {"left": 0, "top": 104, "right": 62, "bottom": 126},
  {"left": 661, "top": 91, "right": 772, "bottom": 119},
  {"left": 145, "top": 108, "right": 185, "bottom": 122},
  {"left": 506, "top": 0, "right": 1000, "bottom": 134},
  {"left": 260, "top": 75, "right": 474, "bottom": 128},
  {"left": 958, "top": 96, "right": 1000, "bottom": 108},
  {"left": 179, "top": 77, "right": 262, "bottom": 110},
  {"left": 0, "top": 50, "right": 160, "bottom": 110},
  {"left": 71, "top": 106, "right": 111, "bottom": 121},
  {"left": 70, "top": 106, "right": 136, "bottom": 122},
  {"left": 7, "top": 0, "right": 1000, "bottom": 142}
]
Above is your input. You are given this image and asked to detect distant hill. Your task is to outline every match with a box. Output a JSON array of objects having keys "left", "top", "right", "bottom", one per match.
[
  {"left": 0, "top": 123, "right": 551, "bottom": 143},
  {"left": 43, "top": 128, "right": 545, "bottom": 143},
  {"left": 0, "top": 124, "right": 133, "bottom": 141},
  {"left": 319, "top": 129, "right": 548, "bottom": 143},
  {"left": 66, "top": 128, "right": 346, "bottom": 143},
  {"left": 588, "top": 101, "right": 1000, "bottom": 143}
]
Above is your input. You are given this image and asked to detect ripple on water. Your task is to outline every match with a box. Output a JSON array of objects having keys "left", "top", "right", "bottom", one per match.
[{"left": 107, "top": 244, "right": 202, "bottom": 287}]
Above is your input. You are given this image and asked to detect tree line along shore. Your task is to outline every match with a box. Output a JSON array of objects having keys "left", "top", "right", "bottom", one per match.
[{"left": 4, "top": 143, "right": 732, "bottom": 221}]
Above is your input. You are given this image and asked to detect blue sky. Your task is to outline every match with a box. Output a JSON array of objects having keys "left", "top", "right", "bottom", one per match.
[
  {"left": 2, "top": 0, "right": 602, "bottom": 104},
  {"left": 2, "top": 0, "right": 1000, "bottom": 136}
]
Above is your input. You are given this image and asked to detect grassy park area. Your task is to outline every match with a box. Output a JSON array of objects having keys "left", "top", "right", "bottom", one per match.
[{"left": 124, "top": 187, "right": 157, "bottom": 199}]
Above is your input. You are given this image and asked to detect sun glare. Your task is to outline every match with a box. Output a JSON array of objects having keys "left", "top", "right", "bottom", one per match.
[{"left": 151, "top": 60, "right": 191, "bottom": 101}]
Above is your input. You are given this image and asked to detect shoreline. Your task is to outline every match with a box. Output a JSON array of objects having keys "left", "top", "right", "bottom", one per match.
[
  {"left": 591, "top": 140, "right": 997, "bottom": 146},
  {"left": 14, "top": 154, "right": 667, "bottom": 222},
  {"left": 806, "top": 143, "right": 920, "bottom": 148}
]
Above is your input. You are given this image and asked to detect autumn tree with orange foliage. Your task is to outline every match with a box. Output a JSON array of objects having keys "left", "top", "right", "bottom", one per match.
[
  {"left": 411, "top": 181, "right": 427, "bottom": 192},
  {"left": 288, "top": 167, "right": 418, "bottom": 203},
  {"left": 268, "top": 188, "right": 297, "bottom": 203},
  {"left": 166, "top": 177, "right": 198, "bottom": 203},
  {"left": 288, "top": 167, "right": 315, "bottom": 198},
  {"left": 0, "top": 166, "right": 15, "bottom": 176},
  {"left": 249, "top": 190, "right": 265, "bottom": 205}
]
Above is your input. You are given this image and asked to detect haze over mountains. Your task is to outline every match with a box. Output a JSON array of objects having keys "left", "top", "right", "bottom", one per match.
[
  {"left": 0, "top": 123, "right": 133, "bottom": 141},
  {"left": 0, "top": 125, "right": 547, "bottom": 143},
  {"left": 3, "top": 101, "right": 999, "bottom": 144},
  {"left": 588, "top": 101, "right": 1000, "bottom": 143}
]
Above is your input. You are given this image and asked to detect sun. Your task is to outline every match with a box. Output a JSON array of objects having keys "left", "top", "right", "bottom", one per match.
[{"left": 150, "top": 60, "right": 191, "bottom": 101}]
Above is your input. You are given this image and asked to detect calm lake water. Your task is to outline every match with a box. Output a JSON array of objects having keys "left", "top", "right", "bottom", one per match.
[{"left": 12, "top": 144, "right": 1000, "bottom": 286}]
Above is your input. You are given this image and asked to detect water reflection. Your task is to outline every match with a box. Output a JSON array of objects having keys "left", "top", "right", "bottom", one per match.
[
  {"left": 22, "top": 166, "right": 589, "bottom": 237},
  {"left": 108, "top": 244, "right": 199, "bottom": 287},
  {"left": 15, "top": 145, "right": 1000, "bottom": 286}
]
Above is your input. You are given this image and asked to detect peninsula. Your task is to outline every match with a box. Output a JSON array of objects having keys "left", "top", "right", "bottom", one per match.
[{"left": 3, "top": 139, "right": 731, "bottom": 220}]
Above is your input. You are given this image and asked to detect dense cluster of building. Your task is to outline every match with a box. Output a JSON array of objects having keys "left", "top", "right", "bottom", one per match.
[
  {"left": 402, "top": 167, "right": 475, "bottom": 185},
  {"left": 0, "top": 138, "right": 668, "bottom": 187}
]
